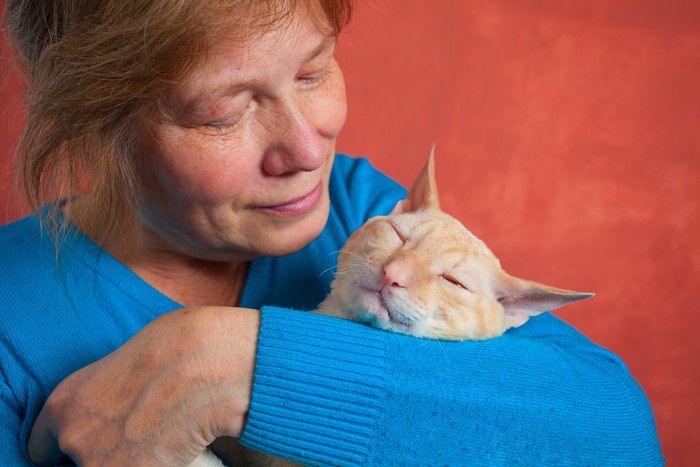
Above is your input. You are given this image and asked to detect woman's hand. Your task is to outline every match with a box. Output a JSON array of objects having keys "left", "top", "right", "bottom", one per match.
[{"left": 27, "top": 306, "right": 259, "bottom": 466}]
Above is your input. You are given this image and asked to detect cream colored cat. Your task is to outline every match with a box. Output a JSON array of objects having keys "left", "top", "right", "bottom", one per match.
[
  {"left": 318, "top": 151, "right": 593, "bottom": 340},
  {"left": 191, "top": 149, "right": 593, "bottom": 467}
]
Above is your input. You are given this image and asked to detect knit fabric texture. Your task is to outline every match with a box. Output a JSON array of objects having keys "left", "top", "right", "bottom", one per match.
[{"left": 0, "top": 155, "right": 662, "bottom": 465}]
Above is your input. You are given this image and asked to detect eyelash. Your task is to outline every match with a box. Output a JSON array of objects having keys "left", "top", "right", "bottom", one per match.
[
  {"left": 203, "top": 108, "right": 248, "bottom": 134},
  {"left": 297, "top": 66, "right": 330, "bottom": 88},
  {"left": 205, "top": 120, "right": 239, "bottom": 134}
]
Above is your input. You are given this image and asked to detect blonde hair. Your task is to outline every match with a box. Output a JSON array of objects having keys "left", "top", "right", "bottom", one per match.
[{"left": 3, "top": 0, "right": 352, "bottom": 247}]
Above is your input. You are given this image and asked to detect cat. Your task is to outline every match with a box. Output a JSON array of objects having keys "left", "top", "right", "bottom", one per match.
[
  {"left": 191, "top": 148, "right": 593, "bottom": 467},
  {"left": 317, "top": 150, "right": 593, "bottom": 340}
]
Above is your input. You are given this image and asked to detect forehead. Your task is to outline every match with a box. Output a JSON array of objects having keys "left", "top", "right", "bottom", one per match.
[
  {"left": 396, "top": 211, "right": 499, "bottom": 261},
  {"left": 201, "top": 0, "right": 336, "bottom": 66},
  {"left": 173, "top": 6, "right": 335, "bottom": 102}
]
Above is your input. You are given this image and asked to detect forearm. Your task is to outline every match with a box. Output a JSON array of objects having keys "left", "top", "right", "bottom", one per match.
[
  {"left": 1, "top": 380, "right": 35, "bottom": 466},
  {"left": 183, "top": 306, "right": 259, "bottom": 440},
  {"left": 241, "top": 306, "right": 386, "bottom": 465},
  {"left": 240, "top": 307, "right": 663, "bottom": 466},
  {"left": 26, "top": 306, "right": 259, "bottom": 466}
]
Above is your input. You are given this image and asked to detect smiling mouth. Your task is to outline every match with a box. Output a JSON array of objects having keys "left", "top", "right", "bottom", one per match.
[{"left": 256, "top": 182, "right": 323, "bottom": 216}]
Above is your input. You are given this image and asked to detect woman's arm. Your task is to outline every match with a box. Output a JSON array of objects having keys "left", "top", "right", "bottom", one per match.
[
  {"left": 0, "top": 379, "right": 33, "bottom": 465},
  {"left": 27, "top": 307, "right": 259, "bottom": 466},
  {"left": 241, "top": 306, "right": 664, "bottom": 466},
  {"left": 27, "top": 303, "right": 662, "bottom": 466}
]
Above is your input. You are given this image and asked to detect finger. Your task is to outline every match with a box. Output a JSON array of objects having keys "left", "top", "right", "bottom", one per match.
[{"left": 27, "top": 407, "right": 67, "bottom": 465}]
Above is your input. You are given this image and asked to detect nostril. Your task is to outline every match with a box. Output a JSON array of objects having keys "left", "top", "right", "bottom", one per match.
[{"left": 383, "top": 259, "right": 416, "bottom": 289}]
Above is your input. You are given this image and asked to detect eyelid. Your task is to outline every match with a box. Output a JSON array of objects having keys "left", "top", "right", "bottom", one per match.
[
  {"left": 297, "top": 64, "right": 331, "bottom": 88},
  {"left": 388, "top": 221, "right": 407, "bottom": 244},
  {"left": 202, "top": 110, "right": 245, "bottom": 134},
  {"left": 441, "top": 274, "right": 471, "bottom": 291},
  {"left": 208, "top": 114, "right": 241, "bottom": 127},
  {"left": 202, "top": 98, "right": 256, "bottom": 133},
  {"left": 298, "top": 48, "right": 335, "bottom": 84}
]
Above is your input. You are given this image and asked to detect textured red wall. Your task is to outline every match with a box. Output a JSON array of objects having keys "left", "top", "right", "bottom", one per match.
[
  {"left": 0, "top": 12, "right": 23, "bottom": 222},
  {"left": 1, "top": 1, "right": 698, "bottom": 465},
  {"left": 335, "top": 2, "right": 699, "bottom": 465}
]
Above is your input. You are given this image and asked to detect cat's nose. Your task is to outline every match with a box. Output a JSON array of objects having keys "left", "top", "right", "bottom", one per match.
[{"left": 383, "top": 258, "right": 417, "bottom": 289}]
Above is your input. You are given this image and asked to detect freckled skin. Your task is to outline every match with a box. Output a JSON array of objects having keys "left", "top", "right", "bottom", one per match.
[
  {"left": 127, "top": 10, "right": 347, "bottom": 263},
  {"left": 64, "top": 5, "right": 354, "bottom": 310}
]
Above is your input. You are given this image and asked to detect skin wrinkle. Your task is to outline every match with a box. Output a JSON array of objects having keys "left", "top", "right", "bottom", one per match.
[{"left": 88, "top": 6, "right": 348, "bottom": 307}]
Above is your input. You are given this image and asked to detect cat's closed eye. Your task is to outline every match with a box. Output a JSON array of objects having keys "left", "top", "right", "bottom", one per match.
[
  {"left": 318, "top": 152, "right": 593, "bottom": 343},
  {"left": 388, "top": 221, "right": 407, "bottom": 244},
  {"left": 441, "top": 274, "right": 471, "bottom": 291}
]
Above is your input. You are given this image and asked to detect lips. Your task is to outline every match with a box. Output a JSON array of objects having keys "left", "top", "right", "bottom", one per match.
[{"left": 255, "top": 182, "right": 323, "bottom": 216}]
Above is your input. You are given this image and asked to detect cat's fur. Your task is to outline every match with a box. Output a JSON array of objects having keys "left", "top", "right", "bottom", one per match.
[
  {"left": 191, "top": 149, "right": 593, "bottom": 467},
  {"left": 318, "top": 151, "right": 593, "bottom": 340}
]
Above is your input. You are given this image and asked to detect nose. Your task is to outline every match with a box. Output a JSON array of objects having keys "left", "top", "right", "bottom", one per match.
[
  {"left": 382, "top": 257, "right": 418, "bottom": 289},
  {"left": 261, "top": 98, "right": 327, "bottom": 176}
]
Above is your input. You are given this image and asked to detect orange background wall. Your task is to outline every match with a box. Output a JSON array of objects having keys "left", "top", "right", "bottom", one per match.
[{"left": 2, "top": 1, "right": 698, "bottom": 465}]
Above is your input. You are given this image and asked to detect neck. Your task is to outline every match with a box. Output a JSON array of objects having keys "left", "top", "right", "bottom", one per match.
[
  {"left": 66, "top": 197, "right": 249, "bottom": 307},
  {"left": 117, "top": 246, "right": 250, "bottom": 307}
]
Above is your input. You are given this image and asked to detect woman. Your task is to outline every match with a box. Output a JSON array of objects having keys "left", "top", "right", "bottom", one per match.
[{"left": 1, "top": 0, "right": 662, "bottom": 465}]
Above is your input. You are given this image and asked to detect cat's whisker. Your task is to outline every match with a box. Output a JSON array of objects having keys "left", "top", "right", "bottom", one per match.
[
  {"left": 361, "top": 238, "right": 371, "bottom": 259},
  {"left": 343, "top": 265, "right": 362, "bottom": 281},
  {"left": 316, "top": 155, "right": 593, "bottom": 345},
  {"left": 335, "top": 262, "right": 363, "bottom": 277},
  {"left": 321, "top": 250, "right": 357, "bottom": 276},
  {"left": 339, "top": 248, "right": 369, "bottom": 263},
  {"left": 318, "top": 265, "right": 339, "bottom": 278},
  {"left": 320, "top": 250, "right": 357, "bottom": 278},
  {"left": 432, "top": 336, "right": 448, "bottom": 355},
  {"left": 332, "top": 271, "right": 354, "bottom": 277},
  {"left": 325, "top": 250, "right": 343, "bottom": 260},
  {"left": 332, "top": 265, "right": 354, "bottom": 275}
]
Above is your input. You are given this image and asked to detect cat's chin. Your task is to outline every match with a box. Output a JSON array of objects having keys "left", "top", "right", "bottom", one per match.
[
  {"left": 353, "top": 289, "right": 418, "bottom": 335},
  {"left": 362, "top": 313, "right": 414, "bottom": 336},
  {"left": 351, "top": 287, "right": 402, "bottom": 327}
]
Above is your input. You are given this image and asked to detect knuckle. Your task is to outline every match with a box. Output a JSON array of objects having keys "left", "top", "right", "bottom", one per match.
[{"left": 56, "top": 427, "right": 82, "bottom": 457}]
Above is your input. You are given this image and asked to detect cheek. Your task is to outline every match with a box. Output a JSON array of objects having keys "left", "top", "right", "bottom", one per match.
[
  {"left": 312, "top": 61, "right": 347, "bottom": 139},
  {"left": 141, "top": 130, "right": 254, "bottom": 205},
  {"left": 432, "top": 294, "right": 506, "bottom": 340}
]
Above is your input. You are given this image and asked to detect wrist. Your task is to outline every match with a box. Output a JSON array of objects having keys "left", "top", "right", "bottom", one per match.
[
  {"left": 241, "top": 306, "right": 387, "bottom": 464},
  {"left": 178, "top": 306, "right": 260, "bottom": 439}
]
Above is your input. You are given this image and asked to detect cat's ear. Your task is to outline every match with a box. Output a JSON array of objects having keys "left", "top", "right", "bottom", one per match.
[
  {"left": 391, "top": 145, "right": 441, "bottom": 215},
  {"left": 494, "top": 273, "right": 594, "bottom": 329}
]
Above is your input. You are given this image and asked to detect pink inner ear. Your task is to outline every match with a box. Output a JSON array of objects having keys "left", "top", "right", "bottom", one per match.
[
  {"left": 390, "top": 199, "right": 411, "bottom": 215},
  {"left": 497, "top": 275, "right": 594, "bottom": 329},
  {"left": 397, "top": 147, "right": 441, "bottom": 213}
]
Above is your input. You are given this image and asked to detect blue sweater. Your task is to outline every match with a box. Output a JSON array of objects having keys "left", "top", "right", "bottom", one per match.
[{"left": 0, "top": 155, "right": 662, "bottom": 466}]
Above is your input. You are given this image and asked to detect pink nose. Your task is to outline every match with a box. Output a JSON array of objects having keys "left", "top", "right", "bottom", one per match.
[{"left": 382, "top": 258, "right": 417, "bottom": 289}]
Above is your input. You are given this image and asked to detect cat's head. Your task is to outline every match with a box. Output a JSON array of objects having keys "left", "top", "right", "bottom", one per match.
[{"left": 329, "top": 149, "right": 593, "bottom": 340}]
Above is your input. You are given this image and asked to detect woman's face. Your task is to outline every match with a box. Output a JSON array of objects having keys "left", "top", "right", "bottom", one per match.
[{"left": 133, "top": 8, "right": 346, "bottom": 261}]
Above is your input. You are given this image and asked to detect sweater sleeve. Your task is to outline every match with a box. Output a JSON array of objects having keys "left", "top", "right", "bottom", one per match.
[
  {"left": 239, "top": 307, "right": 663, "bottom": 466},
  {"left": 0, "top": 375, "right": 34, "bottom": 466}
]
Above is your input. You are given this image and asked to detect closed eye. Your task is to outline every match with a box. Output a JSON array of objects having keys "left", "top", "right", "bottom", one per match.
[
  {"left": 441, "top": 274, "right": 471, "bottom": 291},
  {"left": 388, "top": 221, "right": 407, "bottom": 244}
]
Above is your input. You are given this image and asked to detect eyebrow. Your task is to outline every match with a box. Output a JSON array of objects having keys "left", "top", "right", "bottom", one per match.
[
  {"left": 303, "top": 35, "right": 337, "bottom": 64},
  {"left": 204, "top": 34, "right": 337, "bottom": 100}
]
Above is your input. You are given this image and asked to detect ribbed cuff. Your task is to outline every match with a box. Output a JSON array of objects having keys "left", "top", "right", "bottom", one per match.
[{"left": 239, "top": 306, "right": 387, "bottom": 466}]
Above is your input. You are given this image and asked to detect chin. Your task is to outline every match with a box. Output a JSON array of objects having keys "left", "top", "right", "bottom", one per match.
[{"left": 255, "top": 195, "right": 331, "bottom": 257}]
